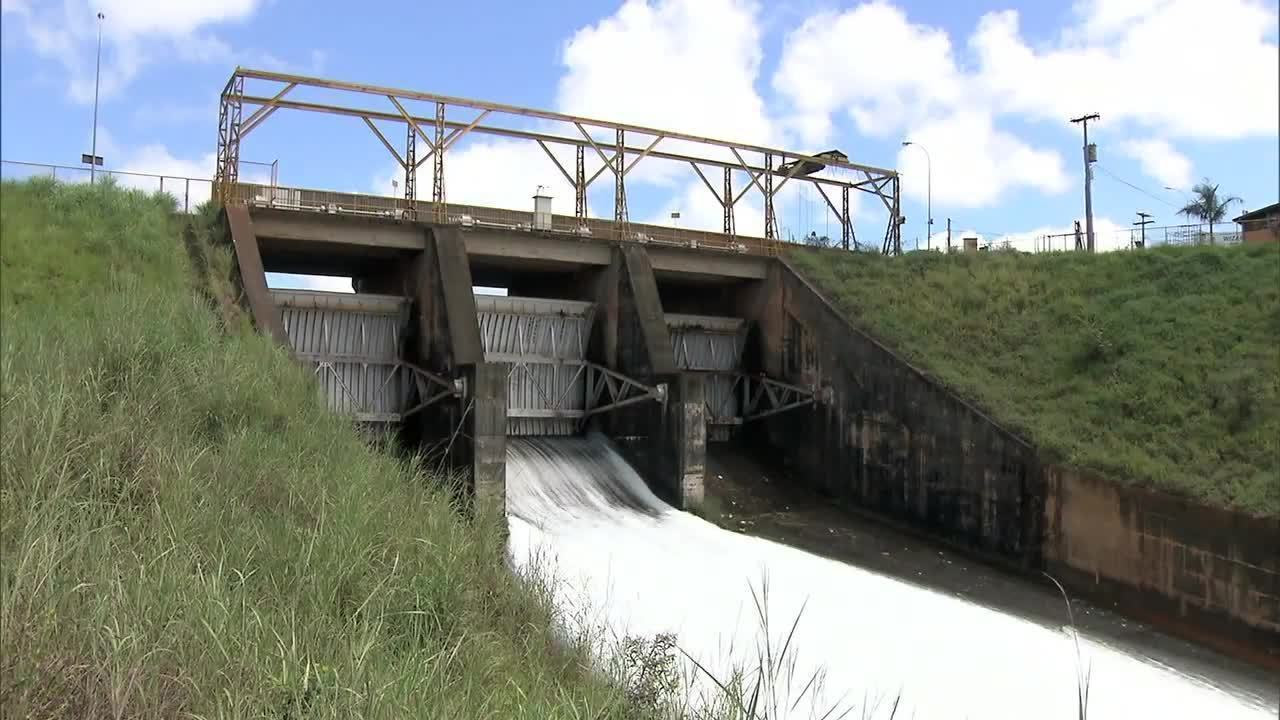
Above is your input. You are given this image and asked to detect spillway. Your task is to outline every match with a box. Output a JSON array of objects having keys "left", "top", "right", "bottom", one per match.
[{"left": 506, "top": 436, "right": 1277, "bottom": 719}]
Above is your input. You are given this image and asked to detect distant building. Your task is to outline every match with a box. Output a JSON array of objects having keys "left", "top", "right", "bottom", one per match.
[{"left": 1233, "top": 202, "right": 1279, "bottom": 245}]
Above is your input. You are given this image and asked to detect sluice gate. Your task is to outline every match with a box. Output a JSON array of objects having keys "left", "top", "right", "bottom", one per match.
[
  {"left": 478, "top": 295, "right": 667, "bottom": 437},
  {"left": 668, "top": 313, "right": 818, "bottom": 439},
  {"left": 478, "top": 295, "right": 593, "bottom": 437},
  {"left": 667, "top": 313, "right": 745, "bottom": 441},
  {"left": 272, "top": 289, "right": 458, "bottom": 424}
]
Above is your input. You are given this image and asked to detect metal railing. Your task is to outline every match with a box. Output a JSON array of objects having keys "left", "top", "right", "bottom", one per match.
[
  {"left": 2, "top": 159, "right": 781, "bottom": 256},
  {"left": 225, "top": 181, "right": 782, "bottom": 256},
  {"left": 2, "top": 160, "right": 214, "bottom": 213}
]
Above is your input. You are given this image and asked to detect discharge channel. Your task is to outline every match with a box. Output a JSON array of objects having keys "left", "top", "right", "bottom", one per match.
[{"left": 505, "top": 435, "right": 1277, "bottom": 719}]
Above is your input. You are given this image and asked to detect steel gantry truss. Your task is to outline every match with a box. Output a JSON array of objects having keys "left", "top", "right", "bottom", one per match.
[{"left": 215, "top": 68, "right": 903, "bottom": 253}]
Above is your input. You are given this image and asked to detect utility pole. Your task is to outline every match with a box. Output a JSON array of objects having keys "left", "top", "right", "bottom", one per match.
[
  {"left": 946, "top": 217, "right": 952, "bottom": 253},
  {"left": 1070, "top": 113, "right": 1100, "bottom": 252},
  {"left": 90, "top": 11, "right": 104, "bottom": 184},
  {"left": 1133, "top": 211, "right": 1154, "bottom": 249}
]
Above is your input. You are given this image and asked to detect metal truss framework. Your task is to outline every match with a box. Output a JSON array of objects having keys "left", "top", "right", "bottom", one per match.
[
  {"left": 705, "top": 373, "right": 818, "bottom": 426},
  {"left": 498, "top": 357, "right": 665, "bottom": 422},
  {"left": 309, "top": 358, "right": 460, "bottom": 424},
  {"left": 216, "top": 68, "right": 903, "bottom": 254}
]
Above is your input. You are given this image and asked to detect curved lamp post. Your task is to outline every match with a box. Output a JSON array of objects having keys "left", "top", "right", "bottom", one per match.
[{"left": 902, "top": 140, "right": 932, "bottom": 250}]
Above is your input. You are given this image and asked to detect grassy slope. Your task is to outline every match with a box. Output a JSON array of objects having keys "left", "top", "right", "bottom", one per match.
[
  {"left": 0, "top": 179, "right": 644, "bottom": 717},
  {"left": 788, "top": 244, "right": 1280, "bottom": 516}
]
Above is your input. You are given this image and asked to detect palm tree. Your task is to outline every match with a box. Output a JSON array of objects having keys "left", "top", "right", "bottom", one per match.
[{"left": 1177, "top": 178, "right": 1241, "bottom": 245}]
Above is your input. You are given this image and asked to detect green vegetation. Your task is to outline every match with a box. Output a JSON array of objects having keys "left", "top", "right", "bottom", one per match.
[
  {"left": 1176, "top": 178, "right": 1242, "bottom": 245},
  {"left": 0, "top": 179, "right": 656, "bottom": 717},
  {"left": 788, "top": 244, "right": 1280, "bottom": 515}
]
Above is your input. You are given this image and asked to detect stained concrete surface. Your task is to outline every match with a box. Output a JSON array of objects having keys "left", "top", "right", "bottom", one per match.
[{"left": 701, "top": 442, "right": 1279, "bottom": 702}]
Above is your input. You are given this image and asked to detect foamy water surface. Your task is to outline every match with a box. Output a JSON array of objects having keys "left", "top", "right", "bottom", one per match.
[{"left": 505, "top": 435, "right": 1277, "bottom": 719}]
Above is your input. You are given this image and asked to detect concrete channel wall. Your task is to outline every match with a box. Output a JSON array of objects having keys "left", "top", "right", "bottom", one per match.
[
  {"left": 1044, "top": 466, "right": 1280, "bottom": 663},
  {"left": 747, "top": 260, "right": 1045, "bottom": 563},
  {"left": 751, "top": 257, "right": 1279, "bottom": 664}
]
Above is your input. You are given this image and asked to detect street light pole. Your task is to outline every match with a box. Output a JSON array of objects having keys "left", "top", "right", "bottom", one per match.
[
  {"left": 90, "top": 11, "right": 104, "bottom": 184},
  {"left": 902, "top": 141, "right": 931, "bottom": 250}
]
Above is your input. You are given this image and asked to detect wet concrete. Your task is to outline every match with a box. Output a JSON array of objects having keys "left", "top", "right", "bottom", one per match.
[{"left": 701, "top": 442, "right": 1280, "bottom": 704}]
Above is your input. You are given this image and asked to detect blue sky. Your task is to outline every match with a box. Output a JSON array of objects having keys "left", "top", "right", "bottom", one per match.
[{"left": 3, "top": 0, "right": 1277, "bottom": 255}]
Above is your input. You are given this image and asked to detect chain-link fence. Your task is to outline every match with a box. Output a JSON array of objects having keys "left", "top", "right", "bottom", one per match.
[
  {"left": 2, "top": 160, "right": 215, "bottom": 214},
  {"left": 1038, "top": 222, "right": 1243, "bottom": 253}
]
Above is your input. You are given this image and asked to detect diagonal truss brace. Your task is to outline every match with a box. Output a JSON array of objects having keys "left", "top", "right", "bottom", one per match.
[
  {"left": 306, "top": 356, "right": 462, "bottom": 423},
  {"left": 583, "top": 364, "right": 666, "bottom": 419},
  {"left": 705, "top": 373, "right": 821, "bottom": 424}
]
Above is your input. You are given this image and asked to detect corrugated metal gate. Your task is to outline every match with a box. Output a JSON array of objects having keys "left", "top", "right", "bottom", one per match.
[
  {"left": 477, "top": 295, "right": 596, "bottom": 436},
  {"left": 273, "top": 290, "right": 416, "bottom": 422},
  {"left": 667, "top": 313, "right": 746, "bottom": 439}
]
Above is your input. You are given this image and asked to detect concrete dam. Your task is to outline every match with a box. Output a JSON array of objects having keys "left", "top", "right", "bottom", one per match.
[
  {"left": 229, "top": 198, "right": 819, "bottom": 514},
  {"left": 212, "top": 67, "right": 1276, "bottom": 716},
  {"left": 221, "top": 196, "right": 1276, "bottom": 718}
]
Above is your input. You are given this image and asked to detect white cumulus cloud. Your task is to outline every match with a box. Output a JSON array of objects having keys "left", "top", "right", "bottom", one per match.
[
  {"left": 898, "top": 110, "right": 1070, "bottom": 209},
  {"left": 772, "top": 0, "right": 1278, "bottom": 209},
  {"left": 1118, "top": 138, "right": 1192, "bottom": 190},
  {"left": 971, "top": 1, "right": 1279, "bottom": 139},
  {"left": 3, "top": 0, "right": 262, "bottom": 102},
  {"left": 773, "top": 2, "right": 963, "bottom": 144},
  {"left": 558, "top": 0, "right": 773, "bottom": 146}
]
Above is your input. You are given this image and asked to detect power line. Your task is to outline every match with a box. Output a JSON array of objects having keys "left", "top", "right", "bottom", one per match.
[{"left": 1094, "top": 164, "right": 1178, "bottom": 208}]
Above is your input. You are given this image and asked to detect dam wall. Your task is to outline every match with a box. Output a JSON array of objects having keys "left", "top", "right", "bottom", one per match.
[{"left": 225, "top": 205, "right": 1277, "bottom": 666}]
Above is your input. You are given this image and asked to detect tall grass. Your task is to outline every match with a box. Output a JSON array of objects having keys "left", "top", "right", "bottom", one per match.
[
  {"left": 0, "top": 178, "right": 645, "bottom": 717},
  {"left": 788, "top": 245, "right": 1280, "bottom": 515}
]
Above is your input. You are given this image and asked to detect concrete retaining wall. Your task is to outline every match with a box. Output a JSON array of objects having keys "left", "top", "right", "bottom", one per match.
[
  {"left": 748, "top": 261, "right": 1043, "bottom": 563},
  {"left": 757, "top": 257, "right": 1278, "bottom": 663},
  {"left": 1044, "top": 466, "right": 1280, "bottom": 662}
]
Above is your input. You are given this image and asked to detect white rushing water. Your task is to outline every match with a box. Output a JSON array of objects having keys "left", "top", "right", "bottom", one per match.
[{"left": 505, "top": 435, "right": 1277, "bottom": 719}]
